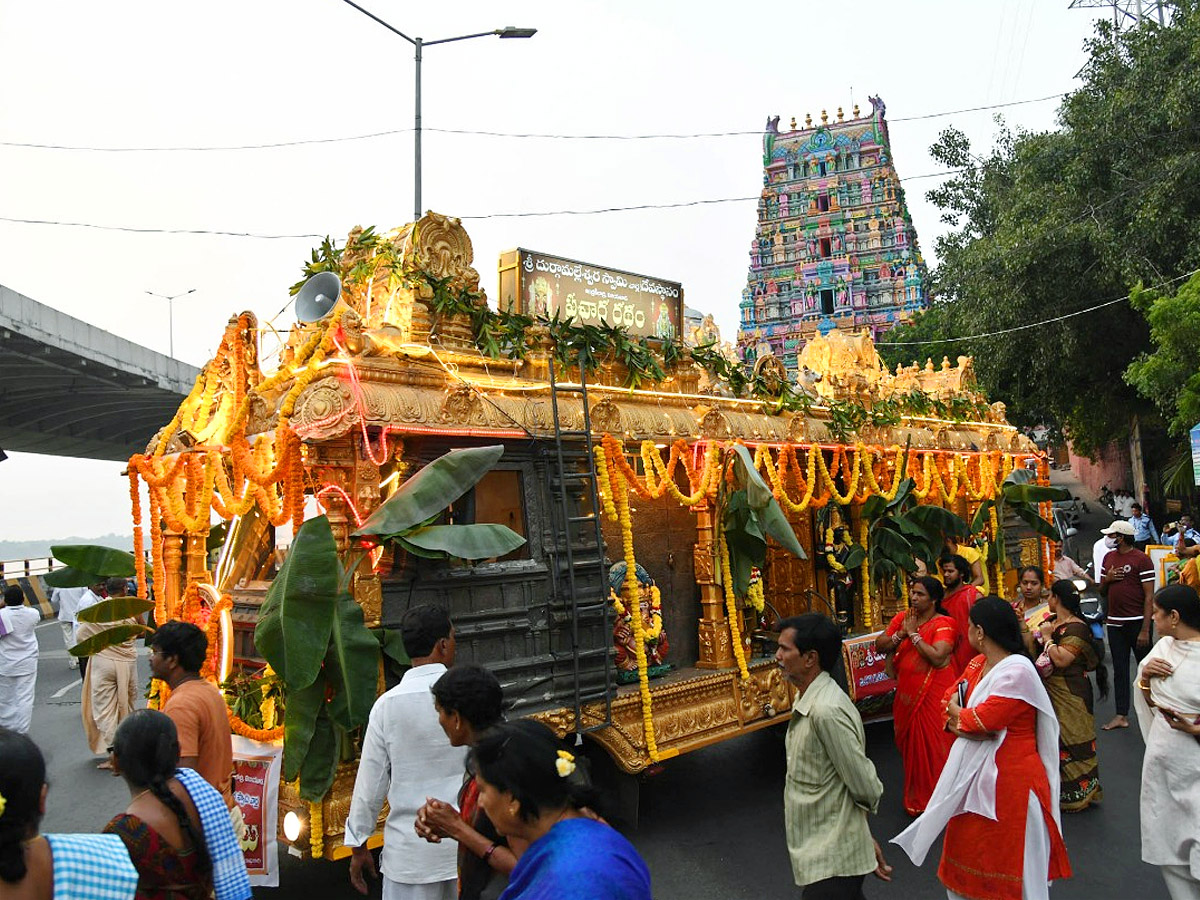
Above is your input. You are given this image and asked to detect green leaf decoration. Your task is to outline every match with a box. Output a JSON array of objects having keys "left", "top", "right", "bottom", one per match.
[
  {"left": 323, "top": 591, "right": 382, "bottom": 730},
  {"left": 861, "top": 494, "right": 888, "bottom": 521},
  {"left": 403, "top": 523, "right": 526, "bottom": 560},
  {"left": 906, "top": 503, "right": 971, "bottom": 540},
  {"left": 970, "top": 499, "right": 995, "bottom": 534},
  {"left": 76, "top": 597, "right": 155, "bottom": 624},
  {"left": 1002, "top": 482, "right": 1071, "bottom": 504},
  {"left": 282, "top": 677, "right": 326, "bottom": 783},
  {"left": 373, "top": 628, "right": 410, "bottom": 668},
  {"left": 759, "top": 496, "right": 808, "bottom": 560},
  {"left": 44, "top": 566, "right": 105, "bottom": 589},
  {"left": 255, "top": 516, "right": 339, "bottom": 691},
  {"left": 393, "top": 535, "right": 446, "bottom": 559},
  {"left": 730, "top": 444, "right": 806, "bottom": 560},
  {"left": 297, "top": 708, "right": 339, "bottom": 802},
  {"left": 352, "top": 445, "right": 505, "bottom": 539},
  {"left": 1013, "top": 505, "right": 1061, "bottom": 541},
  {"left": 730, "top": 444, "right": 773, "bottom": 511},
  {"left": 841, "top": 544, "right": 868, "bottom": 571},
  {"left": 50, "top": 545, "right": 136, "bottom": 577},
  {"left": 69, "top": 624, "right": 154, "bottom": 657}
]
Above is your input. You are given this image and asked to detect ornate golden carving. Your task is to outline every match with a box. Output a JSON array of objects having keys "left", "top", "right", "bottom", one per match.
[
  {"left": 697, "top": 407, "right": 733, "bottom": 440},
  {"left": 590, "top": 398, "right": 622, "bottom": 434},
  {"left": 439, "top": 385, "right": 481, "bottom": 423}
]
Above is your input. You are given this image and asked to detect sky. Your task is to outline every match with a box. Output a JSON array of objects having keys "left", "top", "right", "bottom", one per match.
[{"left": 0, "top": 0, "right": 1113, "bottom": 543}]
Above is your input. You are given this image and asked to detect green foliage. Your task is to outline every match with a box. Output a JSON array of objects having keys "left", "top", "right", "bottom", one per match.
[
  {"left": 76, "top": 597, "right": 155, "bottom": 623},
  {"left": 858, "top": 475, "right": 969, "bottom": 594},
  {"left": 689, "top": 342, "right": 749, "bottom": 397},
  {"left": 256, "top": 516, "right": 382, "bottom": 802},
  {"left": 351, "top": 445, "right": 524, "bottom": 561},
  {"left": 898, "top": 7, "right": 1200, "bottom": 453},
  {"left": 717, "top": 445, "right": 807, "bottom": 597},
  {"left": 46, "top": 545, "right": 136, "bottom": 584},
  {"left": 971, "top": 467, "right": 1069, "bottom": 565},
  {"left": 255, "top": 518, "right": 340, "bottom": 691},
  {"left": 1125, "top": 271, "right": 1200, "bottom": 435},
  {"left": 69, "top": 624, "right": 154, "bottom": 658},
  {"left": 223, "top": 668, "right": 284, "bottom": 731},
  {"left": 290, "top": 236, "right": 345, "bottom": 296}
]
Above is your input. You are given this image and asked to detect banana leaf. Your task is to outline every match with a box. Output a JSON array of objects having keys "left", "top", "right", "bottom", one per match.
[
  {"left": 76, "top": 597, "right": 155, "bottom": 623},
  {"left": 841, "top": 544, "right": 868, "bottom": 570},
  {"left": 69, "top": 624, "right": 154, "bottom": 657},
  {"left": 323, "top": 590, "right": 382, "bottom": 730},
  {"left": 1003, "top": 482, "right": 1071, "bottom": 504},
  {"left": 730, "top": 445, "right": 806, "bottom": 560},
  {"left": 1013, "top": 504, "right": 1061, "bottom": 541},
  {"left": 393, "top": 535, "right": 446, "bottom": 559},
  {"left": 43, "top": 566, "right": 105, "bottom": 589},
  {"left": 50, "top": 545, "right": 136, "bottom": 577},
  {"left": 403, "top": 523, "right": 526, "bottom": 561},
  {"left": 970, "top": 498, "right": 995, "bottom": 534},
  {"left": 297, "top": 707, "right": 339, "bottom": 802},
  {"left": 906, "top": 503, "right": 970, "bottom": 540},
  {"left": 282, "top": 676, "right": 326, "bottom": 783},
  {"left": 373, "top": 627, "right": 410, "bottom": 668},
  {"left": 255, "top": 516, "right": 340, "bottom": 691},
  {"left": 352, "top": 445, "right": 505, "bottom": 539}
]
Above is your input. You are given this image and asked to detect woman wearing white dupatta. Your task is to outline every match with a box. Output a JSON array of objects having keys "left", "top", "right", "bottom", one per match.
[
  {"left": 1134, "top": 584, "right": 1200, "bottom": 900},
  {"left": 892, "top": 596, "right": 1071, "bottom": 900}
]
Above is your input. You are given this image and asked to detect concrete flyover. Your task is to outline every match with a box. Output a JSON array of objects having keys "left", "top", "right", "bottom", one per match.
[{"left": 0, "top": 284, "right": 200, "bottom": 462}]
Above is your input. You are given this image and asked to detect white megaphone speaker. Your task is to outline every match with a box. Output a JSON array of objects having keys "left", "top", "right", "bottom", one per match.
[{"left": 295, "top": 272, "right": 342, "bottom": 323}]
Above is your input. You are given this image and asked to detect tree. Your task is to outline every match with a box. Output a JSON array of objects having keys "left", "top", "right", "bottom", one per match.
[
  {"left": 1126, "top": 271, "right": 1200, "bottom": 435},
  {"left": 888, "top": 4, "right": 1200, "bottom": 454}
]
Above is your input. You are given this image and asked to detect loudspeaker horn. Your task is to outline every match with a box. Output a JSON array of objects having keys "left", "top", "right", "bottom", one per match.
[{"left": 295, "top": 272, "right": 342, "bottom": 323}]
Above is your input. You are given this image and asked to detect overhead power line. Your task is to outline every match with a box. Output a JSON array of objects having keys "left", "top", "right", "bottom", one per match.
[
  {"left": 0, "top": 215, "right": 322, "bottom": 240},
  {"left": 874, "top": 267, "right": 1200, "bottom": 347},
  {"left": 0, "top": 94, "right": 1067, "bottom": 153},
  {"left": 0, "top": 169, "right": 966, "bottom": 236}
]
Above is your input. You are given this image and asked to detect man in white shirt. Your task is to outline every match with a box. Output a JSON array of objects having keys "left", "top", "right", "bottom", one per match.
[
  {"left": 0, "top": 584, "right": 43, "bottom": 733},
  {"left": 345, "top": 606, "right": 465, "bottom": 900},
  {"left": 52, "top": 585, "right": 88, "bottom": 670}
]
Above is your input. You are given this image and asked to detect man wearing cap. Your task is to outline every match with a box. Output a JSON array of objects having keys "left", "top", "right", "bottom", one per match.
[{"left": 1098, "top": 519, "right": 1155, "bottom": 730}]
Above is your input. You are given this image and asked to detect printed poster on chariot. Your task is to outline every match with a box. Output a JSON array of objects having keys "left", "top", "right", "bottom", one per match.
[{"left": 499, "top": 249, "right": 683, "bottom": 341}]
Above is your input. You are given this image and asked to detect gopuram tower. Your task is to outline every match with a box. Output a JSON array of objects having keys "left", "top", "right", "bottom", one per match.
[{"left": 736, "top": 97, "right": 929, "bottom": 374}]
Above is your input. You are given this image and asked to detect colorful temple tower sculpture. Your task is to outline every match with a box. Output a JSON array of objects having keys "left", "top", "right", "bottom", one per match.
[{"left": 736, "top": 97, "right": 929, "bottom": 374}]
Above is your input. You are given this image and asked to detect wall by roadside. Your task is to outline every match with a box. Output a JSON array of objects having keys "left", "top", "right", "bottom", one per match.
[
  {"left": 1069, "top": 441, "right": 1131, "bottom": 499},
  {"left": 2, "top": 576, "right": 54, "bottom": 618}
]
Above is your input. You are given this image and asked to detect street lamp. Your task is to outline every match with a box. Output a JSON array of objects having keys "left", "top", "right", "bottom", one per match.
[
  {"left": 145, "top": 288, "right": 196, "bottom": 358},
  {"left": 339, "top": 1, "right": 536, "bottom": 220}
]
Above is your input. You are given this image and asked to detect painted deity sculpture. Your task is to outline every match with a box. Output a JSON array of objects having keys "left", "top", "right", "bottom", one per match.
[{"left": 609, "top": 562, "right": 670, "bottom": 683}]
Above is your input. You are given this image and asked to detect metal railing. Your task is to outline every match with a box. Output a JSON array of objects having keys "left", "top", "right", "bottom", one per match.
[{"left": 0, "top": 558, "right": 60, "bottom": 579}]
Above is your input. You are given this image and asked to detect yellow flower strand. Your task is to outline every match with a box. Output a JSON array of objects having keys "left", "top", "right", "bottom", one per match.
[
  {"left": 309, "top": 800, "right": 324, "bottom": 858},
  {"left": 815, "top": 445, "right": 862, "bottom": 505},
  {"left": 717, "top": 529, "right": 751, "bottom": 681},
  {"left": 747, "top": 576, "right": 766, "bottom": 614},
  {"left": 861, "top": 444, "right": 906, "bottom": 502},
  {"left": 859, "top": 518, "right": 873, "bottom": 631},
  {"left": 607, "top": 455, "right": 663, "bottom": 761},
  {"left": 611, "top": 584, "right": 665, "bottom": 641}
]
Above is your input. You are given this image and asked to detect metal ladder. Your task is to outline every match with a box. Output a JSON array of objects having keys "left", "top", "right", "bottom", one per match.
[{"left": 543, "top": 352, "right": 613, "bottom": 737}]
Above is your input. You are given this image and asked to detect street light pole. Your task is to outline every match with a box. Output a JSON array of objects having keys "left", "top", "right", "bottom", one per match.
[
  {"left": 145, "top": 288, "right": 196, "bottom": 358},
  {"left": 338, "top": 1, "right": 535, "bottom": 221}
]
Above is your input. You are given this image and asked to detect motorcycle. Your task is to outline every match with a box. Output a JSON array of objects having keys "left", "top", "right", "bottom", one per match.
[
  {"left": 1098, "top": 483, "right": 1115, "bottom": 515},
  {"left": 1072, "top": 566, "right": 1106, "bottom": 643}
]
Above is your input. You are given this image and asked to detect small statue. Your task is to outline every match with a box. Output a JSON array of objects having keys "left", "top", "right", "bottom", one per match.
[
  {"left": 609, "top": 563, "right": 670, "bottom": 683},
  {"left": 823, "top": 516, "right": 858, "bottom": 631}
]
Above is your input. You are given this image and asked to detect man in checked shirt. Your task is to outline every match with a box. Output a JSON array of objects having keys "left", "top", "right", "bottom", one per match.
[{"left": 776, "top": 614, "right": 892, "bottom": 899}]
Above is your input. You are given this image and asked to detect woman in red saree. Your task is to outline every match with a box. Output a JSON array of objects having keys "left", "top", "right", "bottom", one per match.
[
  {"left": 876, "top": 576, "right": 958, "bottom": 815},
  {"left": 892, "top": 596, "right": 1072, "bottom": 900}
]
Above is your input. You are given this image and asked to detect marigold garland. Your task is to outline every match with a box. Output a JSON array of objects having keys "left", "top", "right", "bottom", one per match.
[
  {"left": 309, "top": 800, "right": 324, "bottom": 859},
  {"left": 600, "top": 442, "right": 663, "bottom": 761},
  {"left": 716, "top": 529, "right": 750, "bottom": 681},
  {"left": 226, "top": 705, "right": 285, "bottom": 743},
  {"left": 611, "top": 584, "right": 664, "bottom": 641},
  {"left": 858, "top": 518, "right": 873, "bottom": 630}
]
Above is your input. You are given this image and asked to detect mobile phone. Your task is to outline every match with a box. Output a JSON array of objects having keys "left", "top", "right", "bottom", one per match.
[{"left": 956, "top": 681, "right": 968, "bottom": 707}]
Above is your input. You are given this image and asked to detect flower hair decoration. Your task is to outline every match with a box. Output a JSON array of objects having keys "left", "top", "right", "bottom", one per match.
[
  {"left": 0, "top": 790, "right": 6, "bottom": 819},
  {"left": 555, "top": 750, "right": 576, "bottom": 778}
]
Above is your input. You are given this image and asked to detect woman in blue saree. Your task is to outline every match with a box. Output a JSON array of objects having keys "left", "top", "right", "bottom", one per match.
[{"left": 470, "top": 721, "right": 651, "bottom": 900}]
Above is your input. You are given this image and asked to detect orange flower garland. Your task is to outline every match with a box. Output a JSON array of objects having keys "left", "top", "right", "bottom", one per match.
[{"left": 227, "top": 706, "right": 285, "bottom": 743}]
